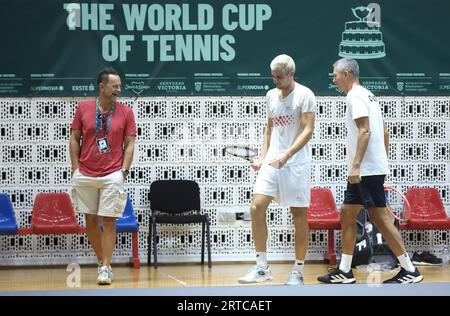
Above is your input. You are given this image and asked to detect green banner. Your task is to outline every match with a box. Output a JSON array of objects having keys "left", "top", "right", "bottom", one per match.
[{"left": 1, "top": 0, "right": 449, "bottom": 97}]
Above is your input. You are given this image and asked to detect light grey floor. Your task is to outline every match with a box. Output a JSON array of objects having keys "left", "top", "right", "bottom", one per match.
[{"left": 3, "top": 283, "right": 450, "bottom": 296}]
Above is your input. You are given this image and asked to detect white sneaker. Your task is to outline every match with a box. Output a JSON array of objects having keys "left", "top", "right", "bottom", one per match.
[
  {"left": 97, "top": 265, "right": 113, "bottom": 285},
  {"left": 285, "top": 270, "right": 304, "bottom": 285},
  {"left": 238, "top": 265, "right": 273, "bottom": 284}
]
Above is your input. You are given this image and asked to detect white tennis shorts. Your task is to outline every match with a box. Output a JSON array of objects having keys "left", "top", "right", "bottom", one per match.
[
  {"left": 253, "top": 162, "right": 311, "bottom": 207},
  {"left": 71, "top": 169, "right": 127, "bottom": 218}
]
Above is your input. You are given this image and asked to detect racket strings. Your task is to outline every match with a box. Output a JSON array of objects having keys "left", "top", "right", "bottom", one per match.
[
  {"left": 384, "top": 186, "right": 411, "bottom": 222},
  {"left": 225, "top": 146, "right": 257, "bottom": 159}
]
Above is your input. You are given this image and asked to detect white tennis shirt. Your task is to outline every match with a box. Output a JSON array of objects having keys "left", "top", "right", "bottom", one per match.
[
  {"left": 265, "top": 82, "right": 316, "bottom": 166},
  {"left": 346, "top": 85, "right": 390, "bottom": 176}
]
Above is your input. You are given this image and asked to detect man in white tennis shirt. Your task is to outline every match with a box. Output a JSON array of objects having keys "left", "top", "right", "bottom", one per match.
[
  {"left": 318, "top": 58, "right": 422, "bottom": 284},
  {"left": 238, "top": 54, "right": 316, "bottom": 285}
]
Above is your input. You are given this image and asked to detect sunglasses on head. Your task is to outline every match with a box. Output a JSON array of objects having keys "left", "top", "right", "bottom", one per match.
[{"left": 97, "top": 114, "right": 106, "bottom": 129}]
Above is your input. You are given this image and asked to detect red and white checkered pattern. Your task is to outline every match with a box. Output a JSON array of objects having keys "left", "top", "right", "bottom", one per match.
[{"left": 272, "top": 115, "right": 295, "bottom": 127}]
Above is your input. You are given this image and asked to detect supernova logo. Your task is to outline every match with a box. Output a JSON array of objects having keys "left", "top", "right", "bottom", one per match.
[
  {"left": 237, "top": 85, "right": 269, "bottom": 90},
  {"left": 30, "top": 85, "right": 64, "bottom": 92}
]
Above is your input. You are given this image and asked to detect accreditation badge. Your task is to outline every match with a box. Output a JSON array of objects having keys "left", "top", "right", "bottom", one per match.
[{"left": 96, "top": 137, "right": 111, "bottom": 154}]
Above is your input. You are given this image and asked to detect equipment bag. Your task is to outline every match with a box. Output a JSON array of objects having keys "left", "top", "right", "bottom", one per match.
[{"left": 351, "top": 209, "right": 373, "bottom": 267}]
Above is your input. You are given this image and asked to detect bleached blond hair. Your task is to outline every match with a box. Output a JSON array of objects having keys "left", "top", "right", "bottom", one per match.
[{"left": 270, "top": 54, "right": 295, "bottom": 75}]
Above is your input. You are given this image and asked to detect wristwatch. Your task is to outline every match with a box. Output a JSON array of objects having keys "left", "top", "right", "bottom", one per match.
[{"left": 121, "top": 168, "right": 129, "bottom": 176}]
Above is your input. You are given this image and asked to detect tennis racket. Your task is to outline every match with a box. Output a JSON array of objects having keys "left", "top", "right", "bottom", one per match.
[
  {"left": 384, "top": 186, "right": 411, "bottom": 223},
  {"left": 224, "top": 145, "right": 258, "bottom": 163}
]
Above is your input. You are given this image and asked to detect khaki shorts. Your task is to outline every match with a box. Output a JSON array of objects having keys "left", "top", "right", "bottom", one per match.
[
  {"left": 253, "top": 162, "right": 311, "bottom": 207},
  {"left": 71, "top": 169, "right": 127, "bottom": 218}
]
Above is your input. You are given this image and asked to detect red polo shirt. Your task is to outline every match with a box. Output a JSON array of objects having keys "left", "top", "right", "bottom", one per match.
[{"left": 71, "top": 100, "right": 136, "bottom": 177}]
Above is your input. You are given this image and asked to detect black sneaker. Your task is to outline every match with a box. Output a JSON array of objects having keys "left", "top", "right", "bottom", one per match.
[
  {"left": 317, "top": 268, "right": 356, "bottom": 284},
  {"left": 383, "top": 267, "right": 423, "bottom": 284},
  {"left": 412, "top": 251, "right": 443, "bottom": 265}
]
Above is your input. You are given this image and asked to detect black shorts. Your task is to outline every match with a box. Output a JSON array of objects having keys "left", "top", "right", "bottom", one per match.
[{"left": 343, "top": 175, "right": 386, "bottom": 208}]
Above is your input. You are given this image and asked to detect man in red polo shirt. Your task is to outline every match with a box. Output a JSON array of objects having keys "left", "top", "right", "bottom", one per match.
[{"left": 69, "top": 67, "right": 136, "bottom": 285}]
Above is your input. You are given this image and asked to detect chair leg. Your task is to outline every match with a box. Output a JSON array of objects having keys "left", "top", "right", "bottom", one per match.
[
  {"left": 201, "top": 222, "right": 205, "bottom": 265},
  {"left": 147, "top": 220, "right": 152, "bottom": 266},
  {"left": 206, "top": 221, "right": 212, "bottom": 268},
  {"left": 132, "top": 231, "right": 140, "bottom": 268},
  {"left": 152, "top": 220, "right": 158, "bottom": 268},
  {"left": 327, "top": 229, "right": 337, "bottom": 266}
]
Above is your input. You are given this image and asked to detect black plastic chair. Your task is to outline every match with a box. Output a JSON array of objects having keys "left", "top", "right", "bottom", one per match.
[{"left": 148, "top": 180, "right": 211, "bottom": 268}]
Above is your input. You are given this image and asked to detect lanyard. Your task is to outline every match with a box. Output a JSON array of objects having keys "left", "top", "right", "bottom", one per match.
[{"left": 95, "top": 99, "right": 115, "bottom": 139}]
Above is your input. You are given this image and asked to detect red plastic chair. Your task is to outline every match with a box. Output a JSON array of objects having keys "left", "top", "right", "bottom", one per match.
[
  {"left": 308, "top": 188, "right": 341, "bottom": 265},
  {"left": 30, "top": 192, "right": 84, "bottom": 234},
  {"left": 401, "top": 188, "right": 450, "bottom": 230}
]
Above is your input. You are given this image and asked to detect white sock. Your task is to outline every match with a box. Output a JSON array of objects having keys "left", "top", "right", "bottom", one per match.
[
  {"left": 293, "top": 260, "right": 305, "bottom": 274},
  {"left": 398, "top": 252, "right": 415, "bottom": 273},
  {"left": 256, "top": 252, "right": 267, "bottom": 268},
  {"left": 339, "top": 254, "right": 353, "bottom": 273}
]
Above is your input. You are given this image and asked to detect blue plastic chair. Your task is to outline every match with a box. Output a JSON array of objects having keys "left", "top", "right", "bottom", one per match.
[
  {"left": 116, "top": 195, "right": 140, "bottom": 267},
  {"left": 116, "top": 195, "right": 139, "bottom": 233},
  {"left": 0, "top": 193, "right": 18, "bottom": 235}
]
